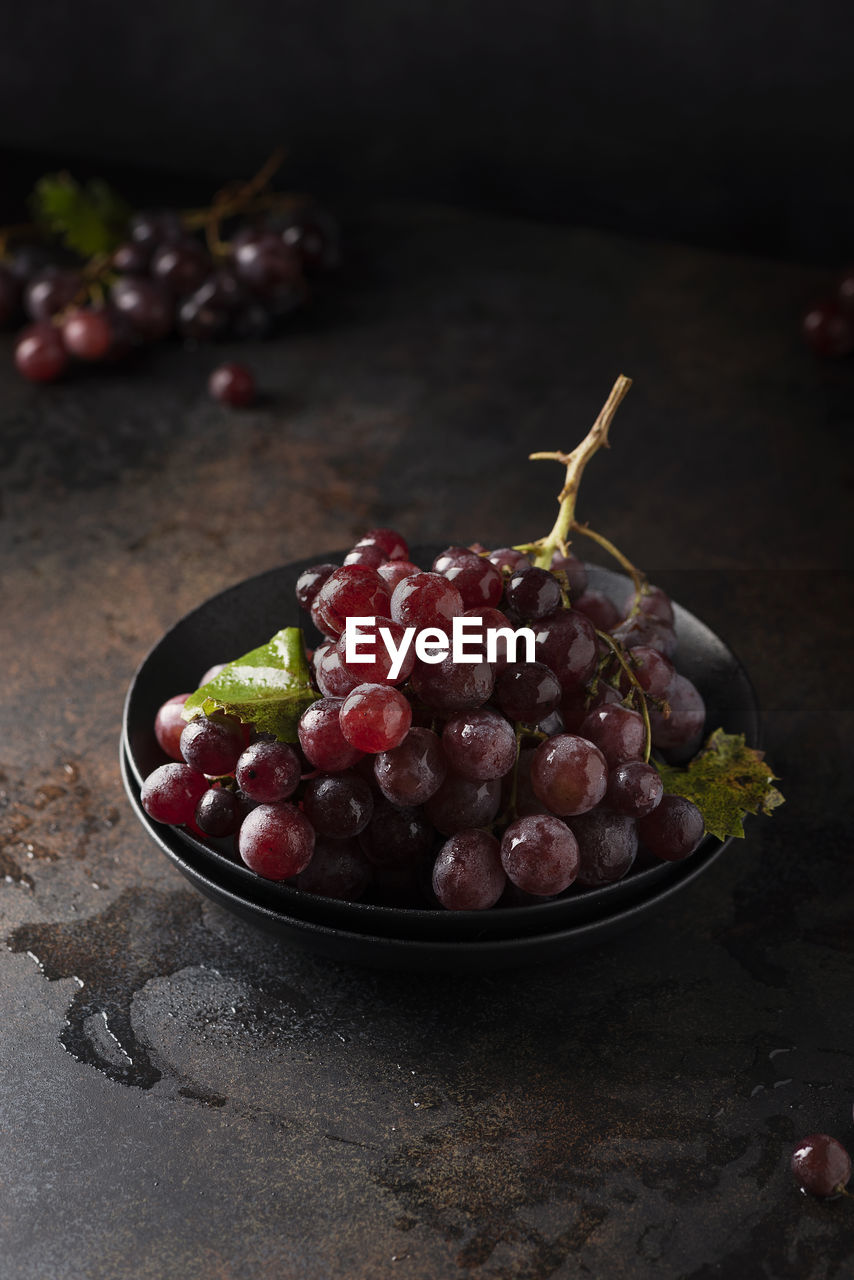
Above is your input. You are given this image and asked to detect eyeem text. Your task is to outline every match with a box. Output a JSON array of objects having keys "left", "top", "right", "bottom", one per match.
[{"left": 343, "top": 616, "right": 536, "bottom": 680}]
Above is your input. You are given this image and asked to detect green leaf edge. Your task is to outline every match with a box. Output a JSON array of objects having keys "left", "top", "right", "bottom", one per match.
[
  {"left": 654, "top": 728, "right": 784, "bottom": 842},
  {"left": 182, "top": 626, "right": 319, "bottom": 744}
]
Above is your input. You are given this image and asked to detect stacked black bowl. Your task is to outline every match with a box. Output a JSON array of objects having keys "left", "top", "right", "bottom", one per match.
[{"left": 121, "top": 550, "right": 759, "bottom": 972}]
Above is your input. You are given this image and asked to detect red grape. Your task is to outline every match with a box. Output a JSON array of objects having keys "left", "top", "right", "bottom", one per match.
[
  {"left": 500, "top": 814, "right": 580, "bottom": 896},
  {"left": 154, "top": 693, "right": 192, "bottom": 761},
  {"left": 339, "top": 683, "right": 412, "bottom": 753},
  {"left": 433, "top": 830, "right": 506, "bottom": 910},
  {"left": 209, "top": 362, "right": 256, "bottom": 407},
  {"left": 14, "top": 324, "right": 69, "bottom": 383},
  {"left": 238, "top": 802, "right": 315, "bottom": 880},
  {"left": 142, "top": 763, "right": 208, "bottom": 825}
]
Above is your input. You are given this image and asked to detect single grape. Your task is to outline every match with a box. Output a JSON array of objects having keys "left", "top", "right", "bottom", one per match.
[
  {"left": 649, "top": 674, "right": 705, "bottom": 761},
  {"left": 432, "top": 829, "right": 506, "bottom": 910},
  {"left": 316, "top": 565, "right": 391, "bottom": 637},
  {"left": 180, "top": 712, "right": 248, "bottom": 776},
  {"left": 624, "top": 646, "right": 675, "bottom": 699},
  {"left": 298, "top": 697, "right": 364, "bottom": 771},
  {"left": 130, "top": 209, "right": 184, "bottom": 247},
  {"left": 233, "top": 231, "right": 303, "bottom": 306},
  {"left": 573, "top": 590, "right": 622, "bottom": 630},
  {"left": 443, "top": 559, "right": 504, "bottom": 609},
  {"left": 390, "top": 572, "right": 464, "bottom": 632},
  {"left": 24, "top": 269, "right": 82, "bottom": 321},
  {"left": 534, "top": 609, "right": 598, "bottom": 690},
  {"left": 637, "top": 794, "right": 704, "bottom": 860},
  {"left": 550, "top": 552, "right": 588, "bottom": 599},
  {"left": 495, "top": 661, "right": 561, "bottom": 723},
  {"left": 355, "top": 527, "right": 409, "bottom": 561},
  {"left": 505, "top": 567, "right": 562, "bottom": 620},
  {"left": 339, "top": 683, "right": 412, "bottom": 753},
  {"left": 141, "top": 762, "right": 208, "bottom": 825},
  {"left": 791, "top": 1135, "right": 852, "bottom": 1198},
  {"left": 238, "top": 802, "right": 315, "bottom": 880},
  {"left": 195, "top": 787, "right": 242, "bottom": 837},
  {"left": 569, "top": 811, "right": 638, "bottom": 886},
  {"left": 432, "top": 546, "right": 478, "bottom": 574},
  {"left": 303, "top": 771, "right": 374, "bottom": 837},
  {"left": 154, "top": 693, "right": 192, "bottom": 761},
  {"left": 424, "top": 773, "right": 502, "bottom": 836},
  {"left": 374, "top": 727, "right": 447, "bottom": 806},
  {"left": 112, "top": 241, "right": 150, "bottom": 274},
  {"left": 343, "top": 543, "right": 386, "bottom": 568},
  {"left": 295, "top": 563, "right": 338, "bottom": 611},
  {"left": 802, "top": 301, "right": 854, "bottom": 356},
  {"left": 316, "top": 645, "right": 362, "bottom": 697},
  {"left": 579, "top": 704, "right": 646, "bottom": 768},
  {"left": 640, "top": 585, "right": 674, "bottom": 626},
  {"left": 441, "top": 708, "right": 517, "bottom": 781},
  {"left": 358, "top": 799, "right": 435, "bottom": 867},
  {"left": 604, "top": 760, "right": 663, "bottom": 817},
  {"left": 151, "top": 238, "right": 210, "bottom": 296},
  {"left": 61, "top": 308, "right": 113, "bottom": 361},
  {"left": 279, "top": 205, "right": 341, "bottom": 273},
  {"left": 337, "top": 615, "right": 415, "bottom": 685},
  {"left": 488, "top": 547, "right": 531, "bottom": 574},
  {"left": 14, "top": 324, "right": 69, "bottom": 383},
  {"left": 378, "top": 559, "right": 421, "bottom": 590},
  {"left": 500, "top": 814, "right": 580, "bottom": 895},
  {"left": 235, "top": 739, "right": 301, "bottom": 802},
  {"left": 111, "top": 276, "right": 173, "bottom": 340},
  {"left": 410, "top": 653, "right": 495, "bottom": 714},
  {"left": 530, "top": 734, "right": 608, "bottom": 816},
  {"left": 295, "top": 837, "right": 371, "bottom": 900},
  {"left": 209, "top": 362, "right": 256, "bottom": 407},
  {"left": 612, "top": 611, "right": 677, "bottom": 659}
]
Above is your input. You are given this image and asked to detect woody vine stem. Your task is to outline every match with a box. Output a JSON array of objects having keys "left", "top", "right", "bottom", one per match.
[{"left": 514, "top": 374, "right": 647, "bottom": 611}]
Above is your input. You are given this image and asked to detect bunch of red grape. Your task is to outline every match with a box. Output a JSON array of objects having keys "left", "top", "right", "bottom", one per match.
[
  {"left": 802, "top": 267, "right": 854, "bottom": 356},
  {"left": 0, "top": 202, "right": 338, "bottom": 384},
  {"left": 141, "top": 528, "right": 707, "bottom": 912}
]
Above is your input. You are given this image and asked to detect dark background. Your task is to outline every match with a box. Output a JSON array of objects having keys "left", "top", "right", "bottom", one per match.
[
  {"left": 0, "top": 0, "right": 852, "bottom": 261},
  {"left": 3, "top": 8, "right": 854, "bottom": 1279}
]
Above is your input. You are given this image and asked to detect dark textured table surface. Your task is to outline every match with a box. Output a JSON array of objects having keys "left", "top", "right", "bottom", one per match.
[{"left": 2, "top": 204, "right": 853, "bottom": 1279}]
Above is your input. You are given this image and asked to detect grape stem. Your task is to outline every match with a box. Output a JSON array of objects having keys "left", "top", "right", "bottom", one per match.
[
  {"left": 493, "top": 724, "right": 547, "bottom": 829},
  {"left": 516, "top": 374, "right": 632, "bottom": 570},
  {"left": 570, "top": 520, "right": 647, "bottom": 607},
  {"left": 594, "top": 628, "right": 652, "bottom": 764}
]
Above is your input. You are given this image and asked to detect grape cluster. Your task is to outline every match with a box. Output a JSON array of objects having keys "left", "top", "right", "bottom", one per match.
[
  {"left": 1, "top": 202, "right": 338, "bottom": 385},
  {"left": 802, "top": 266, "right": 854, "bottom": 356},
  {"left": 142, "top": 530, "right": 708, "bottom": 912}
]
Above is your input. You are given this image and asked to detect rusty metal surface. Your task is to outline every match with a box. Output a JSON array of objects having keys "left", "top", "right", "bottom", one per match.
[{"left": 1, "top": 205, "right": 853, "bottom": 1279}]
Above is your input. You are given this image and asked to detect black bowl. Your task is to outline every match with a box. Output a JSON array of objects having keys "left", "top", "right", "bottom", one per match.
[
  {"left": 122, "top": 548, "right": 760, "bottom": 943},
  {"left": 121, "top": 745, "right": 731, "bottom": 973}
]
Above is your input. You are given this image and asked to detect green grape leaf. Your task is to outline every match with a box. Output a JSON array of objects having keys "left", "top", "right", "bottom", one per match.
[
  {"left": 183, "top": 627, "right": 319, "bottom": 743},
  {"left": 31, "top": 173, "right": 131, "bottom": 258},
  {"left": 654, "top": 728, "right": 784, "bottom": 842}
]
